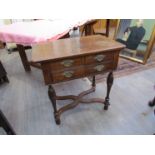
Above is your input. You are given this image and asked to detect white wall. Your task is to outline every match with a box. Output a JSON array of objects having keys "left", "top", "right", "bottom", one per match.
[{"left": 0, "top": 19, "right": 4, "bottom": 26}]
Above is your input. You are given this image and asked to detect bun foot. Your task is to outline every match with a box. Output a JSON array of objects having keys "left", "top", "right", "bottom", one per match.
[
  {"left": 54, "top": 113, "right": 61, "bottom": 125},
  {"left": 104, "top": 105, "right": 109, "bottom": 110},
  {"left": 55, "top": 118, "right": 61, "bottom": 125}
]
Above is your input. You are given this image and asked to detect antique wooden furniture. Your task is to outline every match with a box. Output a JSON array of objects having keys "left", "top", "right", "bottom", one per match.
[
  {"left": 0, "top": 110, "right": 16, "bottom": 135},
  {"left": 31, "top": 35, "right": 125, "bottom": 125},
  {"left": 0, "top": 61, "right": 9, "bottom": 84}
]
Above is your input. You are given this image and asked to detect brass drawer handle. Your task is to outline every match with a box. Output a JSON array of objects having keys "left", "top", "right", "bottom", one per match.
[
  {"left": 61, "top": 60, "right": 74, "bottom": 67},
  {"left": 63, "top": 71, "right": 74, "bottom": 78},
  {"left": 94, "top": 65, "right": 105, "bottom": 72},
  {"left": 94, "top": 55, "right": 105, "bottom": 62}
]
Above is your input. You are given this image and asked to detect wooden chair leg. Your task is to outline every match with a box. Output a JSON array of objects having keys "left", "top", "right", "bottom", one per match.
[{"left": 17, "top": 44, "right": 31, "bottom": 72}]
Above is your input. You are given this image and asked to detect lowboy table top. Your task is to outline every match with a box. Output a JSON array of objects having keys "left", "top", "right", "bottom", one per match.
[{"left": 32, "top": 35, "right": 125, "bottom": 63}]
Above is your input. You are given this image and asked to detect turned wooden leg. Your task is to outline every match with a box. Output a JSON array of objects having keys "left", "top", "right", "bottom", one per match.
[
  {"left": 17, "top": 44, "right": 31, "bottom": 72},
  {"left": 148, "top": 97, "right": 155, "bottom": 107},
  {"left": 104, "top": 72, "right": 114, "bottom": 110},
  {"left": 48, "top": 85, "right": 60, "bottom": 125}
]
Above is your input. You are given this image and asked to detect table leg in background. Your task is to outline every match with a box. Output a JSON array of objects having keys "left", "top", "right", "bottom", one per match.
[{"left": 17, "top": 44, "right": 31, "bottom": 72}]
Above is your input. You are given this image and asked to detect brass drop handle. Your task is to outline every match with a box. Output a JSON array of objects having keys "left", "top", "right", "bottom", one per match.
[
  {"left": 61, "top": 60, "right": 74, "bottom": 67},
  {"left": 94, "top": 65, "right": 105, "bottom": 72},
  {"left": 94, "top": 55, "right": 105, "bottom": 62},
  {"left": 63, "top": 71, "right": 74, "bottom": 78}
]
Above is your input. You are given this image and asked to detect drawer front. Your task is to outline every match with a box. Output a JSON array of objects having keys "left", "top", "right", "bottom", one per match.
[
  {"left": 50, "top": 57, "right": 83, "bottom": 71},
  {"left": 85, "top": 53, "right": 114, "bottom": 65},
  {"left": 85, "top": 63, "right": 113, "bottom": 76},
  {"left": 51, "top": 66, "right": 85, "bottom": 83}
]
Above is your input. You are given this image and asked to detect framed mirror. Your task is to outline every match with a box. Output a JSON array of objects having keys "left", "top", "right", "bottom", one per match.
[{"left": 114, "top": 19, "right": 155, "bottom": 64}]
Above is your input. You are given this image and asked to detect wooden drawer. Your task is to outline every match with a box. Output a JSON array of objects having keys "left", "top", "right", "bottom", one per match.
[
  {"left": 85, "top": 63, "right": 113, "bottom": 76},
  {"left": 51, "top": 66, "right": 85, "bottom": 83},
  {"left": 50, "top": 57, "right": 83, "bottom": 71},
  {"left": 85, "top": 52, "right": 114, "bottom": 65}
]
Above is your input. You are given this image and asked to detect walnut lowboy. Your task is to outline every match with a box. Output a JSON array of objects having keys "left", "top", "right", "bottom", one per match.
[{"left": 32, "top": 35, "right": 125, "bottom": 125}]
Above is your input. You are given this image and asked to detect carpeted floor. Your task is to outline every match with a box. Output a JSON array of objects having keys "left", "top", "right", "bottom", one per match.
[
  {"left": 0, "top": 31, "right": 155, "bottom": 134},
  {"left": 92, "top": 45, "right": 155, "bottom": 83},
  {"left": 1, "top": 43, "right": 155, "bottom": 134}
]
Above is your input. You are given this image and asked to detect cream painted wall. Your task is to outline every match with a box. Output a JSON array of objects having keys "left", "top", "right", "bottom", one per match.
[
  {"left": 1, "top": 19, "right": 12, "bottom": 25},
  {"left": 0, "top": 19, "right": 11, "bottom": 25}
]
